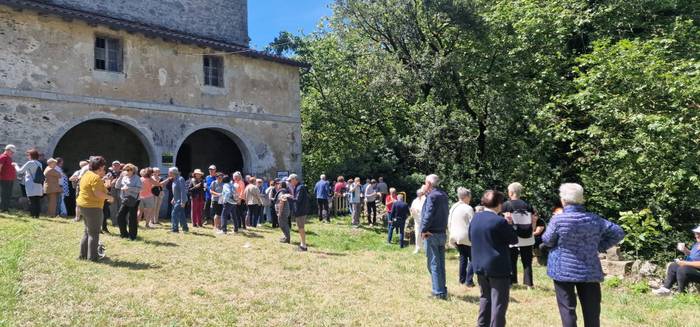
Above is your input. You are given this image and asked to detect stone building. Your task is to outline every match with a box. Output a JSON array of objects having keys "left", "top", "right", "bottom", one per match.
[{"left": 0, "top": 0, "right": 306, "bottom": 176}]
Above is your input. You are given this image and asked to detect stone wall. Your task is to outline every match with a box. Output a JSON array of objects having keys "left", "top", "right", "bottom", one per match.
[
  {"left": 0, "top": 5, "right": 302, "bottom": 177},
  {"left": 41, "top": 0, "right": 249, "bottom": 46}
]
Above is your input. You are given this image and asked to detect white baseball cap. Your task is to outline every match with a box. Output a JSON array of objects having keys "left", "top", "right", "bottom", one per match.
[
  {"left": 208, "top": 165, "right": 217, "bottom": 170},
  {"left": 4, "top": 144, "right": 16, "bottom": 152},
  {"left": 692, "top": 225, "right": 700, "bottom": 233}
]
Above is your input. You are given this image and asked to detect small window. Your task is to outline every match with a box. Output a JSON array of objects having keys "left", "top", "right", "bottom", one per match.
[
  {"left": 94, "top": 36, "right": 122, "bottom": 72},
  {"left": 203, "top": 55, "right": 224, "bottom": 87}
]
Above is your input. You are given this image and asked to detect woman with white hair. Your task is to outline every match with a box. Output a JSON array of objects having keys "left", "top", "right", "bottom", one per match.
[
  {"left": 542, "top": 183, "right": 624, "bottom": 327},
  {"left": 448, "top": 187, "right": 475, "bottom": 287},
  {"left": 410, "top": 186, "right": 426, "bottom": 254}
]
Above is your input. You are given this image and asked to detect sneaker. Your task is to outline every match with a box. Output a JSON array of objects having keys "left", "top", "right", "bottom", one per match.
[
  {"left": 296, "top": 245, "right": 308, "bottom": 252},
  {"left": 216, "top": 230, "right": 225, "bottom": 235},
  {"left": 652, "top": 287, "right": 672, "bottom": 296},
  {"left": 412, "top": 248, "right": 420, "bottom": 255},
  {"left": 168, "top": 230, "right": 179, "bottom": 233},
  {"left": 279, "top": 237, "right": 290, "bottom": 244}
]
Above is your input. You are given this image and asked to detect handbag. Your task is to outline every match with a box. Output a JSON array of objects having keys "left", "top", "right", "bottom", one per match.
[
  {"left": 123, "top": 196, "right": 139, "bottom": 208},
  {"left": 32, "top": 162, "right": 45, "bottom": 184}
]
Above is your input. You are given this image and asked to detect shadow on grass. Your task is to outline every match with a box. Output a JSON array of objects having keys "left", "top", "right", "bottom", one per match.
[
  {"left": 100, "top": 257, "right": 160, "bottom": 270},
  {"left": 239, "top": 231, "right": 263, "bottom": 238},
  {"left": 142, "top": 239, "right": 178, "bottom": 247},
  {"left": 309, "top": 250, "right": 347, "bottom": 257},
  {"left": 188, "top": 231, "right": 215, "bottom": 238},
  {"left": 454, "top": 294, "right": 481, "bottom": 303}
]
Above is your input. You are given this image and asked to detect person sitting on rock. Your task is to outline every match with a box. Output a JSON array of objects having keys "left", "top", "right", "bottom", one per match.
[{"left": 652, "top": 225, "right": 700, "bottom": 295}]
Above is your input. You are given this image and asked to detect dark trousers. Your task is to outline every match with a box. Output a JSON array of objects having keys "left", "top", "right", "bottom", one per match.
[
  {"left": 317, "top": 198, "right": 329, "bottom": 221},
  {"left": 456, "top": 244, "right": 474, "bottom": 285},
  {"left": 366, "top": 201, "right": 377, "bottom": 224},
  {"left": 117, "top": 203, "right": 139, "bottom": 240},
  {"left": 102, "top": 200, "right": 110, "bottom": 231},
  {"left": 204, "top": 198, "right": 212, "bottom": 220},
  {"left": 477, "top": 275, "right": 511, "bottom": 327},
  {"left": 221, "top": 202, "right": 236, "bottom": 233},
  {"left": 553, "top": 281, "right": 601, "bottom": 327},
  {"left": 0, "top": 180, "right": 13, "bottom": 211},
  {"left": 510, "top": 246, "right": 533, "bottom": 286},
  {"left": 28, "top": 196, "right": 41, "bottom": 218},
  {"left": 663, "top": 262, "right": 700, "bottom": 293},
  {"left": 246, "top": 204, "right": 261, "bottom": 226},
  {"left": 236, "top": 201, "right": 247, "bottom": 228},
  {"left": 270, "top": 205, "right": 278, "bottom": 228}
]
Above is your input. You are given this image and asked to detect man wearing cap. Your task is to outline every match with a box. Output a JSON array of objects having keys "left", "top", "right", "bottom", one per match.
[
  {"left": 0, "top": 144, "right": 17, "bottom": 212},
  {"left": 107, "top": 161, "right": 122, "bottom": 226},
  {"left": 653, "top": 225, "right": 700, "bottom": 295},
  {"left": 203, "top": 165, "right": 217, "bottom": 226}
]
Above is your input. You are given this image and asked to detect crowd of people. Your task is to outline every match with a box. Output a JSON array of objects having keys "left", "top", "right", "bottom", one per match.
[{"left": 1, "top": 144, "right": 699, "bottom": 327}]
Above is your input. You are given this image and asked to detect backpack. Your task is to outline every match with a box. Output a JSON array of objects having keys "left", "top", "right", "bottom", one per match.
[
  {"left": 512, "top": 210, "right": 533, "bottom": 238},
  {"left": 32, "top": 161, "right": 45, "bottom": 185}
]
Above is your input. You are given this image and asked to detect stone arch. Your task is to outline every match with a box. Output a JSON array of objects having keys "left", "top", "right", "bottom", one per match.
[
  {"left": 48, "top": 115, "right": 157, "bottom": 173},
  {"left": 174, "top": 124, "right": 254, "bottom": 176}
]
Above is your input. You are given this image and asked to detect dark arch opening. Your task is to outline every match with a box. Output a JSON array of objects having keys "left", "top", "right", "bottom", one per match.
[
  {"left": 175, "top": 129, "right": 244, "bottom": 176},
  {"left": 54, "top": 120, "right": 151, "bottom": 174}
]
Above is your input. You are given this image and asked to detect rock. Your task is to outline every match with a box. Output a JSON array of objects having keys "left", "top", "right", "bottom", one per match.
[
  {"left": 631, "top": 260, "right": 642, "bottom": 275},
  {"left": 601, "top": 259, "right": 633, "bottom": 277},
  {"left": 606, "top": 246, "right": 624, "bottom": 261},
  {"left": 639, "top": 261, "right": 658, "bottom": 277}
]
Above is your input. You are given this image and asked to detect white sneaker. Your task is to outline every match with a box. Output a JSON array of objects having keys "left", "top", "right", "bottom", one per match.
[
  {"left": 215, "top": 230, "right": 225, "bottom": 235},
  {"left": 413, "top": 248, "right": 420, "bottom": 255},
  {"left": 652, "top": 287, "right": 671, "bottom": 296}
]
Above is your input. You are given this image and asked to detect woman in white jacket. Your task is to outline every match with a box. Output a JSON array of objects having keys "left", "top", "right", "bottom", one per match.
[
  {"left": 410, "top": 186, "right": 426, "bottom": 254},
  {"left": 14, "top": 149, "right": 44, "bottom": 218},
  {"left": 448, "top": 187, "right": 475, "bottom": 286}
]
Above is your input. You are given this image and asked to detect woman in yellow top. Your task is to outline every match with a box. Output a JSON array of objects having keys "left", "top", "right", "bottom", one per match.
[{"left": 76, "top": 156, "right": 114, "bottom": 261}]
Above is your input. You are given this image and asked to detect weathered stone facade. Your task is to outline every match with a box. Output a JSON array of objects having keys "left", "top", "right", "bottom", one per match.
[{"left": 0, "top": 0, "right": 304, "bottom": 177}]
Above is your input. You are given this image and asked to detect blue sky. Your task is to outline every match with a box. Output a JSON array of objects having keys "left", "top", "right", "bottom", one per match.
[{"left": 248, "top": 1, "right": 334, "bottom": 49}]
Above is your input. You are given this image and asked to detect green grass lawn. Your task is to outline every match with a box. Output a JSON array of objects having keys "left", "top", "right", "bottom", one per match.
[{"left": 1, "top": 211, "right": 698, "bottom": 326}]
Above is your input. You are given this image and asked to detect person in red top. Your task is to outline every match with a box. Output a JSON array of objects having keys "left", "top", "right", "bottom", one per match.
[
  {"left": 385, "top": 187, "right": 398, "bottom": 224},
  {"left": 0, "top": 144, "right": 17, "bottom": 212}
]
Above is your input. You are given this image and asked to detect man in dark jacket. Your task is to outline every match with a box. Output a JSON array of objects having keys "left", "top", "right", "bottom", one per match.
[
  {"left": 289, "top": 174, "right": 308, "bottom": 252},
  {"left": 469, "top": 190, "right": 518, "bottom": 327},
  {"left": 387, "top": 194, "right": 409, "bottom": 247},
  {"left": 420, "top": 174, "right": 450, "bottom": 299}
]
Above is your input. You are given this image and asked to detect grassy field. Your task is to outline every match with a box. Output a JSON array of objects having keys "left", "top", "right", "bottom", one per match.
[{"left": 1, "top": 211, "right": 698, "bottom": 327}]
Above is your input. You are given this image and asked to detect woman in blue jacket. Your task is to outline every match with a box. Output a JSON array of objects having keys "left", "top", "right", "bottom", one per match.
[{"left": 542, "top": 183, "right": 624, "bottom": 327}]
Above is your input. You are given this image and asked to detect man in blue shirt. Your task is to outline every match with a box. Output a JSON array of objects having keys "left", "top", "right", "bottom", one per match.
[
  {"left": 420, "top": 174, "right": 449, "bottom": 299},
  {"left": 654, "top": 225, "right": 700, "bottom": 295},
  {"left": 314, "top": 174, "right": 331, "bottom": 223},
  {"left": 203, "top": 165, "right": 217, "bottom": 226}
]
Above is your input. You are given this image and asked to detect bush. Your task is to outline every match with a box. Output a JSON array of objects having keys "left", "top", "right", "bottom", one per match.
[
  {"left": 628, "top": 282, "right": 650, "bottom": 294},
  {"left": 618, "top": 209, "right": 672, "bottom": 261},
  {"left": 603, "top": 276, "right": 623, "bottom": 289}
]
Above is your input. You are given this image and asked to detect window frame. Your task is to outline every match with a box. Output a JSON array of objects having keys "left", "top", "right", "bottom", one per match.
[
  {"left": 203, "top": 55, "right": 224, "bottom": 88},
  {"left": 94, "top": 35, "right": 123, "bottom": 73}
]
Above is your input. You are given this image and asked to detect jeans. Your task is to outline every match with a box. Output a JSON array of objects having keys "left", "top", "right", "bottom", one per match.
[
  {"left": 246, "top": 204, "right": 261, "bottom": 226},
  {"left": 663, "top": 262, "right": 700, "bottom": 293},
  {"left": 221, "top": 202, "right": 236, "bottom": 233},
  {"left": 28, "top": 196, "right": 41, "bottom": 218},
  {"left": 553, "top": 281, "right": 601, "bottom": 327},
  {"left": 350, "top": 202, "right": 361, "bottom": 226},
  {"left": 117, "top": 202, "right": 139, "bottom": 240},
  {"left": 171, "top": 204, "right": 188, "bottom": 232},
  {"left": 424, "top": 232, "right": 447, "bottom": 297},
  {"left": 317, "top": 198, "right": 329, "bottom": 221},
  {"left": 79, "top": 207, "right": 103, "bottom": 261},
  {"left": 477, "top": 275, "right": 511, "bottom": 327},
  {"left": 510, "top": 246, "right": 534, "bottom": 286},
  {"left": 366, "top": 201, "right": 376, "bottom": 224},
  {"left": 387, "top": 219, "right": 405, "bottom": 247},
  {"left": 456, "top": 244, "right": 474, "bottom": 285},
  {"left": 0, "top": 180, "right": 13, "bottom": 211}
]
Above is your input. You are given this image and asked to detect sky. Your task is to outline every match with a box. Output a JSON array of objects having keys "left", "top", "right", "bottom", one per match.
[{"left": 248, "top": 1, "right": 334, "bottom": 50}]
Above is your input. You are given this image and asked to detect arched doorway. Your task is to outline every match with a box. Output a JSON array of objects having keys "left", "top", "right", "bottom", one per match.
[
  {"left": 175, "top": 129, "right": 244, "bottom": 176},
  {"left": 53, "top": 120, "right": 151, "bottom": 173}
]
